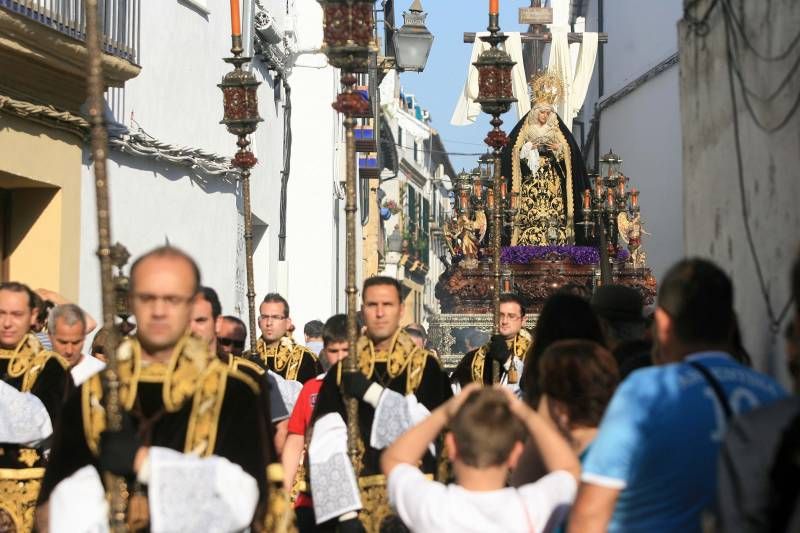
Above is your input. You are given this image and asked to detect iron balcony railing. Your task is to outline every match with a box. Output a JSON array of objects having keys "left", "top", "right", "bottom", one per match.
[{"left": 0, "top": 0, "right": 140, "bottom": 64}]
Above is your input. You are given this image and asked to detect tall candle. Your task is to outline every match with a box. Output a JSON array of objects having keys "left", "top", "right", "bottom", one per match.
[
  {"left": 487, "top": 189, "right": 495, "bottom": 209},
  {"left": 607, "top": 189, "right": 614, "bottom": 208},
  {"left": 617, "top": 178, "right": 625, "bottom": 196},
  {"left": 501, "top": 182, "right": 507, "bottom": 200},
  {"left": 489, "top": 0, "right": 499, "bottom": 15},
  {"left": 631, "top": 189, "right": 639, "bottom": 207},
  {"left": 583, "top": 189, "right": 591, "bottom": 209},
  {"left": 473, "top": 181, "right": 481, "bottom": 199},
  {"left": 230, "top": 0, "right": 241, "bottom": 36}
]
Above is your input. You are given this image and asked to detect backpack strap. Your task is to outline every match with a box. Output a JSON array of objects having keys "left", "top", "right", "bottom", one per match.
[{"left": 688, "top": 360, "right": 733, "bottom": 419}]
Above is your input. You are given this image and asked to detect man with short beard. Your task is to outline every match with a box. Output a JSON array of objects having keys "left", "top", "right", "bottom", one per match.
[
  {"left": 0, "top": 282, "right": 71, "bottom": 531},
  {"left": 308, "top": 276, "right": 452, "bottom": 532},
  {"left": 38, "top": 247, "right": 275, "bottom": 531}
]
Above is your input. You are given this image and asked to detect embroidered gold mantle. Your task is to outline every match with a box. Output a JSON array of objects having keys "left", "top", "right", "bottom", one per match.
[
  {"left": 0, "top": 333, "right": 68, "bottom": 392},
  {"left": 256, "top": 336, "right": 317, "bottom": 381},
  {"left": 511, "top": 113, "right": 575, "bottom": 245},
  {"left": 471, "top": 329, "right": 533, "bottom": 384},
  {"left": 82, "top": 336, "right": 256, "bottom": 457}
]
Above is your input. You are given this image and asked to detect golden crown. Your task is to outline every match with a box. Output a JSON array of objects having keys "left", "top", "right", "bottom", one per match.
[{"left": 529, "top": 71, "right": 565, "bottom": 107}]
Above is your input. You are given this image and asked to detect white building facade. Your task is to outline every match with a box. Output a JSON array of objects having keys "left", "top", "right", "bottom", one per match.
[
  {"left": 78, "top": 0, "right": 349, "bottom": 340},
  {"left": 377, "top": 73, "right": 454, "bottom": 326}
]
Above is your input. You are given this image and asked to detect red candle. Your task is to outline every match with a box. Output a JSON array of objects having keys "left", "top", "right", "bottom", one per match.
[
  {"left": 487, "top": 189, "right": 495, "bottom": 209},
  {"left": 490, "top": 0, "right": 499, "bottom": 15},
  {"left": 501, "top": 182, "right": 507, "bottom": 200},
  {"left": 631, "top": 189, "right": 639, "bottom": 207},
  {"left": 473, "top": 181, "right": 481, "bottom": 199},
  {"left": 583, "top": 189, "right": 591, "bottom": 209},
  {"left": 607, "top": 190, "right": 614, "bottom": 208},
  {"left": 510, "top": 191, "right": 518, "bottom": 210},
  {"left": 617, "top": 178, "right": 625, "bottom": 196},
  {"left": 230, "top": 0, "right": 241, "bottom": 36}
]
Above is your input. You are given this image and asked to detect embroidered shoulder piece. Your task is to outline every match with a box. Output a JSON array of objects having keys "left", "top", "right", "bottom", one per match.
[
  {"left": 0, "top": 334, "right": 68, "bottom": 392},
  {"left": 286, "top": 344, "right": 317, "bottom": 382},
  {"left": 471, "top": 330, "right": 533, "bottom": 384},
  {"left": 256, "top": 336, "right": 313, "bottom": 378},
  {"left": 82, "top": 335, "right": 219, "bottom": 456},
  {"left": 471, "top": 347, "right": 487, "bottom": 384},
  {"left": 355, "top": 331, "right": 429, "bottom": 394},
  {"left": 229, "top": 355, "right": 266, "bottom": 376}
]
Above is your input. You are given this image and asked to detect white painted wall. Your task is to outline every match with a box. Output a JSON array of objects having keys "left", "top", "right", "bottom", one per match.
[
  {"left": 283, "top": 0, "right": 344, "bottom": 334},
  {"left": 580, "top": 0, "right": 684, "bottom": 280},
  {"left": 679, "top": 0, "right": 800, "bottom": 382},
  {"left": 79, "top": 0, "right": 343, "bottom": 347}
]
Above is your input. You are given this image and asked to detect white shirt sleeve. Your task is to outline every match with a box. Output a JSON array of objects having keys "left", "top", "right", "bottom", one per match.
[
  {"left": 518, "top": 470, "right": 578, "bottom": 532},
  {"left": 387, "top": 463, "right": 448, "bottom": 531}
]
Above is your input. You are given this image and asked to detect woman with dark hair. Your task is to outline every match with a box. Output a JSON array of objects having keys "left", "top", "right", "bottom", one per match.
[
  {"left": 536, "top": 340, "right": 619, "bottom": 458},
  {"left": 520, "top": 292, "right": 606, "bottom": 405},
  {"left": 511, "top": 339, "right": 619, "bottom": 489}
]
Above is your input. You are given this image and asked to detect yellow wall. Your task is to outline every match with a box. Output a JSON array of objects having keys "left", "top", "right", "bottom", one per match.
[{"left": 0, "top": 113, "right": 82, "bottom": 300}]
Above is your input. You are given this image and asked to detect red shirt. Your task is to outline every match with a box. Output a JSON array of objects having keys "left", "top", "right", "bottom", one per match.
[{"left": 287, "top": 375, "right": 324, "bottom": 436}]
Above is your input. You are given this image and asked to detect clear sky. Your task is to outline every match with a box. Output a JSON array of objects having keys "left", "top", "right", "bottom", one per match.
[{"left": 396, "top": 0, "right": 528, "bottom": 173}]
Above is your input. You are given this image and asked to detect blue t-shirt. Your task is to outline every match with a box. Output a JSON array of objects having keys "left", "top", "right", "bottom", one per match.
[{"left": 582, "top": 352, "right": 785, "bottom": 533}]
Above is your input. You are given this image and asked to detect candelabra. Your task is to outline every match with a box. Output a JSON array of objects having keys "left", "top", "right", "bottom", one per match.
[
  {"left": 580, "top": 149, "right": 641, "bottom": 265},
  {"left": 453, "top": 161, "right": 519, "bottom": 238},
  {"left": 473, "top": 1, "right": 516, "bottom": 384}
]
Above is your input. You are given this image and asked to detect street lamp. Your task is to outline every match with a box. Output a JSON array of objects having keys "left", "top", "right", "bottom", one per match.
[
  {"left": 218, "top": 3, "right": 263, "bottom": 356},
  {"left": 392, "top": 0, "right": 434, "bottom": 72},
  {"left": 318, "top": 0, "right": 375, "bottom": 493}
]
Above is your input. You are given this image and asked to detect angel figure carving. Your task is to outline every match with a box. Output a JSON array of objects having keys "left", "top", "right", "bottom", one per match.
[
  {"left": 444, "top": 212, "right": 486, "bottom": 269},
  {"left": 618, "top": 211, "right": 650, "bottom": 268}
]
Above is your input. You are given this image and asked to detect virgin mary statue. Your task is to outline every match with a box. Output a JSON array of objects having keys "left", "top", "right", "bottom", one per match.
[{"left": 500, "top": 72, "right": 593, "bottom": 246}]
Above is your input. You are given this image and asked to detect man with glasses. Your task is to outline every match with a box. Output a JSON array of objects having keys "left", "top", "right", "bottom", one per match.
[
  {"left": 254, "top": 293, "right": 321, "bottom": 384},
  {"left": 451, "top": 293, "right": 532, "bottom": 392},
  {"left": 38, "top": 246, "right": 276, "bottom": 531}
]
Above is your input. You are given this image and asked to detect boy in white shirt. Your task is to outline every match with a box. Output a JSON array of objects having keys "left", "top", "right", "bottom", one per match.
[{"left": 381, "top": 384, "right": 580, "bottom": 533}]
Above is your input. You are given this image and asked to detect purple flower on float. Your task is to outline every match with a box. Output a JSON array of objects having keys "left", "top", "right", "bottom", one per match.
[{"left": 499, "top": 245, "right": 628, "bottom": 265}]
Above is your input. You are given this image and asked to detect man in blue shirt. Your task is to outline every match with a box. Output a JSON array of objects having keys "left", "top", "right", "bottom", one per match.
[{"left": 568, "top": 258, "right": 785, "bottom": 533}]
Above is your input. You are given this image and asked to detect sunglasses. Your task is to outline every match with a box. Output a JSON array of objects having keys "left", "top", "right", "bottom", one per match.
[{"left": 218, "top": 337, "right": 245, "bottom": 349}]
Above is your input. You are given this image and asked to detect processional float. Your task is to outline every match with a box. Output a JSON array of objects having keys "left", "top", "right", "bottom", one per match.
[{"left": 429, "top": 1, "right": 656, "bottom": 367}]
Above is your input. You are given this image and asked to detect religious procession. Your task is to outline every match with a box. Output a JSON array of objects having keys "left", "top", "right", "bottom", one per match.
[{"left": 1, "top": 0, "right": 799, "bottom": 532}]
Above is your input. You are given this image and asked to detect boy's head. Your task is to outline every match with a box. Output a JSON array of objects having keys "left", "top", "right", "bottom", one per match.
[
  {"left": 446, "top": 388, "right": 526, "bottom": 471},
  {"left": 322, "top": 314, "right": 348, "bottom": 370}
]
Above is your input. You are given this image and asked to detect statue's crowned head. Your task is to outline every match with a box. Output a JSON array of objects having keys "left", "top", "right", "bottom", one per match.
[{"left": 529, "top": 71, "right": 565, "bottom": 113}]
